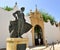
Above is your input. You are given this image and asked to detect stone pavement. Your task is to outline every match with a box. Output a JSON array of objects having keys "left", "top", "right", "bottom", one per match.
[
  {"left": 0, "top": 44, "right": 60, "bottom": 50},
  {"left": 27, "top": 44, "right": 60, "bottom": 50},
  {"left": 0, "top": 48, "right": 6, "bottom": 50}
]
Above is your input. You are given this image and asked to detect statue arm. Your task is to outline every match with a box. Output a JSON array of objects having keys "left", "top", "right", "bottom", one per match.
[{"left": 13, "top": 11, "right": 18, "bottom": 20}]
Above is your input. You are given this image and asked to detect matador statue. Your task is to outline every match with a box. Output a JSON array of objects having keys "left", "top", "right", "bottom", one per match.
[{"left": 9, "top": 7, "right": 32, "bottom": 38}]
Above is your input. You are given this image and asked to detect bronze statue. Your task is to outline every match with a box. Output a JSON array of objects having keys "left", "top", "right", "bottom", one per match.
[{"left": 9, "top": 7, "right": 32, "bottom": 38}]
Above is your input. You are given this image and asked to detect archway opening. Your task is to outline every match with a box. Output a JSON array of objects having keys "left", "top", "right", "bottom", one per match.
[{"left": 34, "top": 25, "right": 44, "bottom": 46}]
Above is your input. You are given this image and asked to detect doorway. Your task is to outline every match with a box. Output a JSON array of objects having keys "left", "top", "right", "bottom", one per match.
[{"left": 34, "top": 25, "right": 44, "bottom": 46}]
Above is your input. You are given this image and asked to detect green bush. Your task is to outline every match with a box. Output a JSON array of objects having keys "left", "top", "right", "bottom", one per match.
[{"left": 3, "top": 6, "right": 13, "bottom": 11}]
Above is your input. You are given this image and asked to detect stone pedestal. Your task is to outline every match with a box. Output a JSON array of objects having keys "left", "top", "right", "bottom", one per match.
[{"left": 6, "top": 38, "right": 28, "bottom": 50}]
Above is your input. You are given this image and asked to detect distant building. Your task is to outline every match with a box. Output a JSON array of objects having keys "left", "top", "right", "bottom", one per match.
[{"left": 0, "top": 3, "right": 60, "bottom": 48}]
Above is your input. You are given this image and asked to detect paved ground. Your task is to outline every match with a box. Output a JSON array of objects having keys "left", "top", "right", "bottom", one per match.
[
  {"left": 0, "top": 44, "right": 60, "bottom": 50},
  {"left": 0, "top": 48, "right": 6, "bottom": 50},
  {"left": 30, "top": 44, "right": 60, "bottom": 50}
]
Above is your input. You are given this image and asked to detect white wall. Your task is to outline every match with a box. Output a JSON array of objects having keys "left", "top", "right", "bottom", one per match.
[
  {"left": 0, "top": 7, "right": 19, "bottom": 48},
  {"left": 44, "top": 20, "right": 60, "bottom": 44},
  {"left": 0, "top": 8, "right": 10, "bottom": 48},
  {"left": 22, "top": 29, "right": 33, "bottom": 46}
]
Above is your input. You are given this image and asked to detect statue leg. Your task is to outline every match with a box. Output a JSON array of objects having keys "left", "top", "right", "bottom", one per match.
[
  {"left": 19, "top": 20, "right": 24, "bottom": 38},
  {"left": 18, "top": 19, "right": 23, "bottom": 38},
  {"left": 18, "top": 20, "right": 21, "bottom": 37}
]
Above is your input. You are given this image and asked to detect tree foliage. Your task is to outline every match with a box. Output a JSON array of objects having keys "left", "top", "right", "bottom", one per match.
[
  {"left": 3, "top": 6, "right": 13, "bottom": 11},
  {"left": 41, "top": 11, "right": 56, "bottom": 25}
]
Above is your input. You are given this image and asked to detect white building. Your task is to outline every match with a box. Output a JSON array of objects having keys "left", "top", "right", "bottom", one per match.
[{"left": 0, "top": 4, "right": 60, "bottom": 48}]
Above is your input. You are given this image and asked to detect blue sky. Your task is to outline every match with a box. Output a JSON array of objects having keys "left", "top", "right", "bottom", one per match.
[{"left": 0, "top": 0, "right": 60, "bottom": 22}]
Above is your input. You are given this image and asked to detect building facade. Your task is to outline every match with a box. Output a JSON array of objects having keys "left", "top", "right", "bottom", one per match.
[{"left": 0, "top": 4, "right": 60, "bottom": 48}]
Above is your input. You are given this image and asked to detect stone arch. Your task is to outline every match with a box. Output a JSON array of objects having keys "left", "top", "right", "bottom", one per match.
[{"left": 29, "top": 8, "right": 46, "bottom": 46}]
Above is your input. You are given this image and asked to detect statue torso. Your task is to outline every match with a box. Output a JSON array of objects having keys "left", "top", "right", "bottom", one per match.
[{"left": 16, "top": 11, "right": 25, "bottom": 21}]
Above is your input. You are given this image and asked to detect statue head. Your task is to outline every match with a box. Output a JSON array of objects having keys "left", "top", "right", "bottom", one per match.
[{"left": 21, "top": 7, "right": 25, "bottom": 12}]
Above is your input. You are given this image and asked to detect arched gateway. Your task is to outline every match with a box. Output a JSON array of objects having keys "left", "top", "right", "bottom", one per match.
[
  {"left": 29, "top": 8, "right": 46, "bottom": 46},
  {"left": 34, "top": 25, "right": 43, "bottom": 46}
]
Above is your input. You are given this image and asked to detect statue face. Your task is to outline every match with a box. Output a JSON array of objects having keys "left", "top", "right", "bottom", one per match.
[
  {"left": 22, "top": 9, "right": 25, "bottom": 12},
  {"left": 21, "top": 7, "right": 25, "bottom": 12}
]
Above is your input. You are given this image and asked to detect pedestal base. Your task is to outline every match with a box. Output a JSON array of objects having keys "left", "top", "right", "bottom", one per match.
[{"left": 6, "top": 38, "right": 28, "bottom": 50}]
